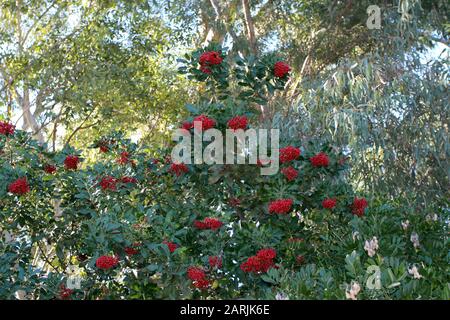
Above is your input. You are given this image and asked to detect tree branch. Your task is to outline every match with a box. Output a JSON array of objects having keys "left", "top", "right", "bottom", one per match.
[
  {"left": 21, "top": 1, "right": 58, "bottom": 47},
  {"left": 242, "top": 0, "right": 257, "bottom": 55},
  {"left": 64, "top": 109, "right": 99, "bottom": 147}
]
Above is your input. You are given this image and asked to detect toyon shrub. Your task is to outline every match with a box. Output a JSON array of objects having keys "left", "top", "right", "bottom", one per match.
[{"left": 0, "top": 47, "right": 447, "bottom": 300}]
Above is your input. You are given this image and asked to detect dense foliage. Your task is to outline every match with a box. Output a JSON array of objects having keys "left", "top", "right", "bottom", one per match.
[{"left": 1, "top": 47, "right": 448, "bottom": 300}]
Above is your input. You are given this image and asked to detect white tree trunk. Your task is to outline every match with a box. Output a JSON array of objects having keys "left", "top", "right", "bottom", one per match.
[{"left": 22, "top": 88, "right": 45, "bottom": 144}]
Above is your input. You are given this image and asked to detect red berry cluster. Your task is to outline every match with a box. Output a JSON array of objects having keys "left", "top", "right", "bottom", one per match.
[
  {"left": 322, "top": 198, "right": 337, "bottom": 209},
  {"left": 227, "top": 116, "right": 248, "bottom": 131},
  {"left": 99, "top": 175, "right": 138, "bottom": 191},
  {"left": 208, "top": 256, "right": 222, "bottom": 269},
  {"left": 352, "top": 197, "right": 368, "bottom": 217},
  {"left": 281, "top": 166, "right": 298, "bottom": 181},
  {"left": 273, "top": 61, "right": 291, "bottom": 78},
  {"left": 169, "top": 162, "right": 189, "bottom": 176},
  {"left": 268, "top": 198, "right": 293, "bottom": 214},
  {"left": 99, "top": 176, "right": 117, "bottom": 191},
  {"left": 279, "top": 146, "right": 301, "bottom": 164},
  {"left": 95, "top": 255, "right": 119, "bottom": 270},
  {"left": 0, "top": 121, "right": 15, "bottom": 136},
  {"left": 124, "top": 242, "right": 141, "bottom": 256},
  {"left": 187, "top": 266, "right": 210, "bottom": 289},
  {"left": 310, "top": 152, "right": 329, "bottom": 167},
  {"left": 240, "top": 248, "right": 277, "bottom": 273},
  {"left": 121, "top": 176, "right": 138, "bottom": 184},
  {"left": 117, "top": 151, "right": 131, "bottom": 165},
  {"left": 44, "top": 164, "right": 57, "bottom": 174},
  {"left": 64, "top": 155, "right": 79, "bottom": 170},
  {"left": 163, "top": 240, "right": 178, "bottom": 253},
  {"left": 8, "top": 177, "right": 30, "bottom": 195},
  {"left": 199, "top": 51, "right": 223, "bottom": 74},
  {"left": 181, "top": 121, "right": 194, "bottom": 130},
  {"left": 59, "top": 284, "right": 73, "bottom": 300},
  {"left": 192, "top": 114, "right": 216, "bottom": 130},
  {"left": 194, "top": 217, "right": 223, "bottom": 230}
]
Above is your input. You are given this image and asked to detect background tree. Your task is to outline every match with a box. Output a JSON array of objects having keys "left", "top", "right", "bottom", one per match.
[{"left": 0, "top": 0, "right": 189, "bottom": 151}]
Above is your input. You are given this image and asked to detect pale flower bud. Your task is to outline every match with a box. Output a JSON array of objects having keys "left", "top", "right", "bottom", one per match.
[
  {"left": 401, "top": 220, "right": 409, "bottom": 231},
  {"left": 410, "top": 232, "right": 420, "bottom": 249},
  {"left": 364, "top": 236, "right": 379, "bottom": 257},
  {"left": 275, "top": 292, "right": 289, "bottom": 300},
  {"left": 345, "top": 282, "right": 361, "bottom": 300},
  {"left": 408, "top": 265, "right": 422, "bottom": 279}
]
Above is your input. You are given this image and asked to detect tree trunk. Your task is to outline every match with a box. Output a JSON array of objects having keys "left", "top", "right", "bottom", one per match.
[
  {"left": 22, "top": 87, "right": 45, "bottom": 143},
  {"left": 242, "top": 0, "right": 257, "bottom": 55}
]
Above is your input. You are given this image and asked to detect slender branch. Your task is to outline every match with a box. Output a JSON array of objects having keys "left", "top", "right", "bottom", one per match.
[
  {"left": 209, "top": 0, "right": 221, "bottom": 17},
  {"left": 21, "top": 1, "right": 58, "bottom": 47},
  {"left": 64, "top": 109, "right": 99, "bottom": 147},
  {"left": 36, "top": 242, "right": 60, "bottom": 274}
]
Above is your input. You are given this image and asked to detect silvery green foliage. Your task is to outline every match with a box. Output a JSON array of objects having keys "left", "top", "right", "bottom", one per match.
[{"left": 270, "top": 4, "right": 449, "bottom": 209}]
